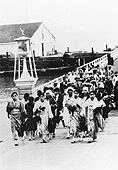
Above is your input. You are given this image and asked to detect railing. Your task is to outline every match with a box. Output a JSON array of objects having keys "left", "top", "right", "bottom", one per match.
[
  {"left": 34, "top": 54, "right": 108, "bottom": 94},
  {"left": 111, "top": 48, "right": 118, "bottom": 60},
  {"left": 77, "top": 54, "right": 108, "bottom": 70}
]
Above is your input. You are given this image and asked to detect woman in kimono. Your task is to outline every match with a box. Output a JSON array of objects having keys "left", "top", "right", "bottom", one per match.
[
  {"left": 80, "top": 86, "right": 90, "bottom": 104},
  {"left": 53, "top": 87, "right": 65, "bottom": 127},
  {"left": 6, "top": 92, "right": 25, "bottom": 146},
  {"left": 79, "top": 86, "right": 90, "bottom": 138},
  {"left": 33, "top": 92, "right": 53, "bottom": 143},
  {"left": 21, "top": 93, "right": 29, "bottom": 139},
  {"left": 25, "top": 97, "right": 36, "bottom": 141},
  {"left": 84, "top": 90, "right": 105, "bottom": 143},
  {"left": 45, "top": 89, "right": 58, "bottom": 139},
  {"left": 63, "top": 86, "right": 77, "bottom": 141},
  {"left": 72, "top": 89, "right": 87, "bottom": 142}
]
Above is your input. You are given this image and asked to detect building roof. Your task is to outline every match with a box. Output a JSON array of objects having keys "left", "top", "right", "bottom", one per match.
[{"left": 0, "top": 22, "right": 43, "bottom": 43}]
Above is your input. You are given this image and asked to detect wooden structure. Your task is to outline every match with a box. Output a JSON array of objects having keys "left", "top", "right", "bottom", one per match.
[{"left": 14, "top": 30, "right": 38, "bottom": 98}]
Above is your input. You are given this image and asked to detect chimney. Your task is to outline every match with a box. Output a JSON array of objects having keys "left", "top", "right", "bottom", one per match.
[
  {"left": 67, "top": 47, "right": 69, "bottom": 53},
  {"left": 92, "top": 47, "right": 94, "bottom": 53},
  {"left": 106, "top": 45, "right": 108, "bottom": 50}
]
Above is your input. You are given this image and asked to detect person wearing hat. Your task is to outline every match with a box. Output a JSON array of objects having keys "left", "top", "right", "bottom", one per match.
[
  {"left": 6, "top": 92, "right": 25, "bottom": 146},
  {"left": 65, "top": 86, "right": 75, "bottom": 94}
]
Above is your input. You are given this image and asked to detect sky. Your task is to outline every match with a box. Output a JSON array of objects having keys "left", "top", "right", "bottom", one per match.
[{"left": 0, "top": 0, "right": 118, "bottom": 53}]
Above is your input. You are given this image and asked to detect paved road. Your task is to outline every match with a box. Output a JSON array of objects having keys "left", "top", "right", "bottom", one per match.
[
  {"left": 0, "top": 101, "right": 11, "bottom": 140},
  {"left": 1, "top": 101, "right": 118, "bottom": 170}
]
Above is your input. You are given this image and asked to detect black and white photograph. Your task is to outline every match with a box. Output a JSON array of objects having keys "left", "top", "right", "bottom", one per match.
[{"left": 1, "top": 0, "right": 118, "bottom": 170}]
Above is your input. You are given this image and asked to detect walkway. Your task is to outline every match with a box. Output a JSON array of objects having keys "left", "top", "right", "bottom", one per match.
[{"left": 0, "top": 103, "right": 118, "bottom": 170}]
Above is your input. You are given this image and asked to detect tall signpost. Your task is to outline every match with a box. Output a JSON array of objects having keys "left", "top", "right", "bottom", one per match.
[{"left": 14, "top": 29, "right": 38, "bottom": 98}]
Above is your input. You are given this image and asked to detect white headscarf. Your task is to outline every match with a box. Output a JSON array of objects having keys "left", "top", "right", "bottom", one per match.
[
  {"left": 45, "top": 89, "right": 54, "bottom": 97},
  {"left": 82, "top": 86, "right": 89, "bottom": 92}
]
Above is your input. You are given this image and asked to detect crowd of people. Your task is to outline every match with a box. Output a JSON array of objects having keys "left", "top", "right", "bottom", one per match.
[{"left": 6, "top": 64, "right": 118, "bottom": 146}]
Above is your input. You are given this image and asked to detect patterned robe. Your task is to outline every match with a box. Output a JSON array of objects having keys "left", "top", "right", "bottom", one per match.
[{"left": 6, "top": 99, "right": 25, "bottom": 138}]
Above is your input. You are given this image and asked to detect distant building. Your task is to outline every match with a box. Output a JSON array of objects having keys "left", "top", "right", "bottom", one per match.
[{"left": 0, "top": 22, "right": 56, "bottom": 57}]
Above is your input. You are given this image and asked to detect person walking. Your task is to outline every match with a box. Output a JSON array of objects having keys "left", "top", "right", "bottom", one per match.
[
  {"left": 34, "top": 92, "right": 53, "bottom": 143},
  {"left": 84, "top": 90, "right": 103, "bottom": 143},
  {"left": 63, "top": 86, "right": 76, "bottom": 140},
  {"left": 6, "top": 92, "right": 25, "bottom": 146},
  {"left": 54, "top": 87, "right": 65, "bottom": 127},
  {"left": 45, "top": 89, "right": 57, "bottom": 139},
  {"left": 25, "top": 97, "right": 36, "bottom": 141}
]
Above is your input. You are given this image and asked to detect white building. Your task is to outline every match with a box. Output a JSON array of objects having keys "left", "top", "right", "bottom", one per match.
[{"left": 0, "top": 22, "right": 56, "bottom": 57}]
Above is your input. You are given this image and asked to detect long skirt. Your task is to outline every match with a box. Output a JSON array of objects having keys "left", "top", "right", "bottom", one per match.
[
  {"left": 37, "top": 114, "right": 48, "bottom": 135},
  {"left": 69, "top": 114, "right": 87, "bottom": 136},
  {"left": 61, "top": 107, "right": 71, "bottom": 127},
  {"left": 10, "top": 114, "right": 23, "bottom": 138},
  {"left": 87, "top": 118, "right": 99, "bottom": 139},
  {"left": 24, "top": 118, "right": 37, "bottom": 132}
]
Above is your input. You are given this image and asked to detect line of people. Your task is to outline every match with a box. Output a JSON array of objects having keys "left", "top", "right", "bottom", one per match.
[{"left": 6, "top": 64, "right": 118, "bottom": 145}]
